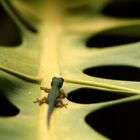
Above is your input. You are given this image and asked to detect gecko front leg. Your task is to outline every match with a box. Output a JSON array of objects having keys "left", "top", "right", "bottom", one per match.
[
  {"left": 59, "top": 89, "right": 67, "bottom": 98},
  {"left": 34, "top": 86, "right": 50, "bottom": 105},
  {"left": 40, "top": 86, "right": 51, "bottom": 93},
  {"left": 34, "top": 96, "right": 49, "bottom": 105}
]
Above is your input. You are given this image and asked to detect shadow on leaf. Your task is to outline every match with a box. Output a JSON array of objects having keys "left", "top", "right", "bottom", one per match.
[
  {"left": 102, "top": 0, "right": 140, "bottom": 18},
  {"left": 67, "top": 88, "right": 132, "bottom": 104},
  {"left": 86, "top": 25, "right": 140, "bottom": 48},
  {"left": 0, "top": 3, "right": 22, "bottom": 47},
  {"left": 85, "top": 99, "right": 140, "bottom": 140},
  {"left": 0, "top": 77, "right": 20, "bottom": 116},
  {"left": 84, "top": 65, "right": 140, "bottom": 82}
]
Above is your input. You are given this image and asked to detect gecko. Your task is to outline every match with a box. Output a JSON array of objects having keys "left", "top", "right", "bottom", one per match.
[{"left": 34, "top": 77, "right": 67, "bottom": 128}]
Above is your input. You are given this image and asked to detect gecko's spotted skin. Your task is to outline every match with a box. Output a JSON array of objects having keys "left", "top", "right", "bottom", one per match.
[{"left": 34, "top": 77, "right": 67, "bottom": 128}]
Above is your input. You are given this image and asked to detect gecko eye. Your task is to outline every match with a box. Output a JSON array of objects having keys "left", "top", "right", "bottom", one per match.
[{"left": 51, "top": 77, "right": 64, "bottom": 88}]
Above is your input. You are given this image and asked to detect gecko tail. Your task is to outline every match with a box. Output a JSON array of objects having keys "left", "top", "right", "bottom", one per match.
[
  {"left": 47, "top": 115, "right": 51, "bottom": 129},
  {"left": 47, "top": 101, "right": 55, "bottom": 129}
]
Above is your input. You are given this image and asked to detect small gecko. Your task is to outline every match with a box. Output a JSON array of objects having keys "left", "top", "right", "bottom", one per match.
[{"left": 34, "top": 77, "right": 67, "bottom": 128}]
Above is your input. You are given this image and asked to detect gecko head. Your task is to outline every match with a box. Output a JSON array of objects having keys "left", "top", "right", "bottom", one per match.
[{"left": 51, "top": 77, "right": 64, "bottom": 88}]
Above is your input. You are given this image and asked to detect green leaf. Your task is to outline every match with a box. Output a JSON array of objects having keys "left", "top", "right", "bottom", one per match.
[{"left": 0, "top": 0, "right": 140, "bottom": 140}]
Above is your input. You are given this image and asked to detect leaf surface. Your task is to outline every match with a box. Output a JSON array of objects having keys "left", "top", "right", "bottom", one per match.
[{"left": 0, "top": 0, "right": 140, "bottom": 140}]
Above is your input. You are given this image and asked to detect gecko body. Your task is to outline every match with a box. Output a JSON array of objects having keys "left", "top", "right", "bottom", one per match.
[{"left": 34, "top": 77, "right": 67, "bottom": 128}]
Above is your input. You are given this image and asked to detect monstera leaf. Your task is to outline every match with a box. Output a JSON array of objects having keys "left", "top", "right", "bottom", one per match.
[{"left": 0, "top": 0, "right": 140, "bottom": 140}]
